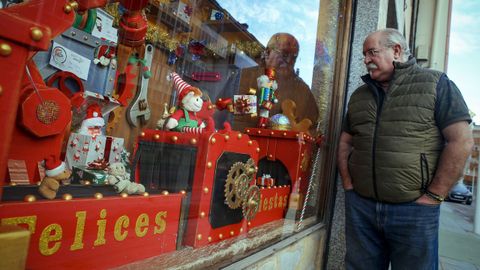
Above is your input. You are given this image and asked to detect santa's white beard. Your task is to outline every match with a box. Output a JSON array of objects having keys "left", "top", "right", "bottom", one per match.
[{"left": 78, "top": 123, "right": 103, "bottom": 137}]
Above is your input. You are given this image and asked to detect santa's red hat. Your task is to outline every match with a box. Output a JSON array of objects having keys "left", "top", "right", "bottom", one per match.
[
  {"left": 95, "top": 45, "right": 115, "bottom": 59},
  {"left": 82, "top": 103, "right": 105, "bottom": 128},
  {"left": 93, "top": 45, "right": 116, "bottom": 66},
  {"left": 170, "top": 72, "right": 202, "bottom": 104},
  {"left": 44, "top": 155, "right": 66, "bottom": 177}
]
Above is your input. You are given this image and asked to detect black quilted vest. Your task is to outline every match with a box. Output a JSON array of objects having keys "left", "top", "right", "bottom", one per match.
[{"left": 347, "top": 59, "right": 444, "bottom": 203}]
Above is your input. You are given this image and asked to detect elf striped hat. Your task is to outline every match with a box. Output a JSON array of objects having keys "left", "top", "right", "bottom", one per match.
[{"left": 169, "top": 72, "right": 202, "bottom": 104}]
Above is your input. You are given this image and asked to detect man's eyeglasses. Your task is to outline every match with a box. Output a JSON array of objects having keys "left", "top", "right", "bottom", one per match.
[
  {"left": 363, "top": 48, "right": 383, "bottom": 59},
  {"left": 267, "top": 48, "right": 295, "bottom": 63}
]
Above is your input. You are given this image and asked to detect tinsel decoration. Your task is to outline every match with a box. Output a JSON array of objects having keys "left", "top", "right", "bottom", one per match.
[
  {"left": 103, "top": 3, "right": 264, "bottom": 60},
  {"left": 146, "top": 22, "right": 181, "bottom": 51},
  {"left": 104, "top": 3, "right": 121, "bottom": 27},
  {"left": 104, "top": 3, "right": 182, "bottom": 51},
  {"left": 235, "top": 41, "right": 263, "bottom": 59}
]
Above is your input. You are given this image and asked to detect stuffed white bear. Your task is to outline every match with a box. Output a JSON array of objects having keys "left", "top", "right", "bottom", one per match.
[{"left": 107, "top": 162, "right": 145, "bottom": 194}]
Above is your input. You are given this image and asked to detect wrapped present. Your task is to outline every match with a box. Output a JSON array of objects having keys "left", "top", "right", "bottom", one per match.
[
  {"left": 72, "top": 165, "right": 107, "bottom": 185},
  {"left": 234, "top": 95, "right": 257, "bottom": 115},
  {"left": 256, "top": 174, "right": 275, "bottom": 187},
  {"left": 104, "top": 136, "right": 125, "bottom": 164},
  {"left": 65, "top": 133, "right": 124, "bottom": 169}
]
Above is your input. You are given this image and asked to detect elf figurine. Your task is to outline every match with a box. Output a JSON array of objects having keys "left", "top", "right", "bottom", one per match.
[
  {"left": 78, "top": 103, "right": 105, "bottom": 137},
  {"left": 165, "top": 72, "right": 207, "bottom": 134},
  {"left": 257, "top": 68, "right": 278, "bottom": 128}
]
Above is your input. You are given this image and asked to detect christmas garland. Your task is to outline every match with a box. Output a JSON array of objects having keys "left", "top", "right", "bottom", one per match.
[
  {"left": 145, "top": 22, "right": 184, "bottom": 51},
  {"left": 103, "top": 3, "right": 264, "bottom": 59},
  {"left": 104, "top": 3, "right": 120, "bottom": 27},
  {"left": 234, "top": 41, "right": 263, "bottom": 59},
  {"left": 104, "top": 2, "right": 186, "bottom": 51}
]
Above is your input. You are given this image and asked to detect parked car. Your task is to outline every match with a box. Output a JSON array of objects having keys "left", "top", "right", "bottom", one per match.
[{"left": 446, "top": 182, "right": 473, "bottom": 205}]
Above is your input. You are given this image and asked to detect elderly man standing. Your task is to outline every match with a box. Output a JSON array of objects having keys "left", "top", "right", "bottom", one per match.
[{"left": 337, "top": 28, "right": 473, "bottom": 269}]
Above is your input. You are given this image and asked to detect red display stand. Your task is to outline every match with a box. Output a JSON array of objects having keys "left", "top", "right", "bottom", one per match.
[
  {"left": 135, "top": 129, "right": 260, "bottom": 248},
  {"left": 249, "top": 185, "right": 290, "bottom": 228},
  {"left": 245, "top": 128, "right": 315, "bottom": 212},
  {"left": 0, "top": 194, "right": 183, "bottom": 269}
]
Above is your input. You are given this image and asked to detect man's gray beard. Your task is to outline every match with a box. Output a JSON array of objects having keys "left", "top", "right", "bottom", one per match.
[{"left": 366, "top": 63, "right": 378, "bottom": 71}]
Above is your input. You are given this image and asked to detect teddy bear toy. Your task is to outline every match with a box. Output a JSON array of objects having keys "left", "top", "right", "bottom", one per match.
[
  {"left": 39, "top": 156, "right": 72, "bottom": 199},
  {"left": 107, "top": 162, "right": 145, "bottom": 194},
  {"left": 165, "top": 72, "right": 211, "bottom": 134}
]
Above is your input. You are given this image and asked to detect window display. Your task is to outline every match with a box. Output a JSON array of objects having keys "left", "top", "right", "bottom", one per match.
[{"left": 0, "top": 0, "right": 334, "bottom": 268}]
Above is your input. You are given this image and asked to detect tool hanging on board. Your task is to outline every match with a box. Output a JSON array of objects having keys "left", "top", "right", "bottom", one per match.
[{"left": 126, "top": 44, "right": 154, "bottom": 127}]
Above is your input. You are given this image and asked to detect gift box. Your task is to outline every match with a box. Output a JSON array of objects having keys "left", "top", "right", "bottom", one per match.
[
  {"left": 65, "top": 133, "right": 124, "bottom": 170},
  {"left": 256, "top": 175, "right": 275, "bottom": 187},
  {"left": 234, "top": 95, "right": 257, "bottom": 115},
  {"left": 72, "top": 165, "right": 107, "bottom": 185},
  {"left": 170, "top": 1, "right": 191, "bottom": 24}
]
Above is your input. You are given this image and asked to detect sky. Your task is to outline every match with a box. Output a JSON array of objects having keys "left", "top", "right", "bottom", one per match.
[
  {"left": 216, "top": 0, "right": 320, "bottom": 87},
  {"left": 448, "top": 0, "right": 480, "bottom": 124},
  {"left": 217, "top": 0, "right": 479, "bottom": 124}
]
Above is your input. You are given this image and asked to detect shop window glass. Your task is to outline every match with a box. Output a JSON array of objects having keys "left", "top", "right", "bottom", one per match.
[{"left": 0, "top": 0, "right": 340, "bottom": 268}]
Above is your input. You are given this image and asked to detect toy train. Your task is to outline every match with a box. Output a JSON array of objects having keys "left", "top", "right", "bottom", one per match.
[{"left": 0, "top": 126, "right": 315, "bottom": 269}]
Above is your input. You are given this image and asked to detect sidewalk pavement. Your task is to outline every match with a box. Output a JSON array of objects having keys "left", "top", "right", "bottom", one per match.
[{"left": 439, "top": 200, "right": 480, "bottom": 270}]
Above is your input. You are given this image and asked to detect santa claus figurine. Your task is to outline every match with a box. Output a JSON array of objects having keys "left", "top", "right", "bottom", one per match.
[
  {"left": 78, "top": 103, "right": 105, "bottom": 137},
  {"left": 93, "top": 44, "right": 117, "bottom": 68},
  {"left": 165, "top": 72, "right": 207, "bottom": 134}
]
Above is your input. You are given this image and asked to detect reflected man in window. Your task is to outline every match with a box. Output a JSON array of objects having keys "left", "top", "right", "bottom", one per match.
[{"left": 234, "top": 33, "right": 319, "bottom": 133}]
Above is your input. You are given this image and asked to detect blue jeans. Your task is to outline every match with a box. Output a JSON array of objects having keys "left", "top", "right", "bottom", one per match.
[{"left": 345, "top": 190, "right": 440, "bottom": 270}]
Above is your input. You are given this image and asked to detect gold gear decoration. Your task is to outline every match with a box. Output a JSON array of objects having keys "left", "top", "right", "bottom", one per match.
[
  {"left": 242, "top": 185, "right": 261, "bottom": 221},
  {"left": 224, "top": 162, "right": 247, "bottom": 209},
  {"left": 245, "top": 158, "right": 257, "bottom": 177},
  {"left": 235, "top": 173, "right": 250, "bottom": 200}
]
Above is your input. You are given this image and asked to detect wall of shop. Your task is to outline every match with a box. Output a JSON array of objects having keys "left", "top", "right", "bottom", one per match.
[{"left": 223, "top": 226, "right": 326, "bottom": 269}]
